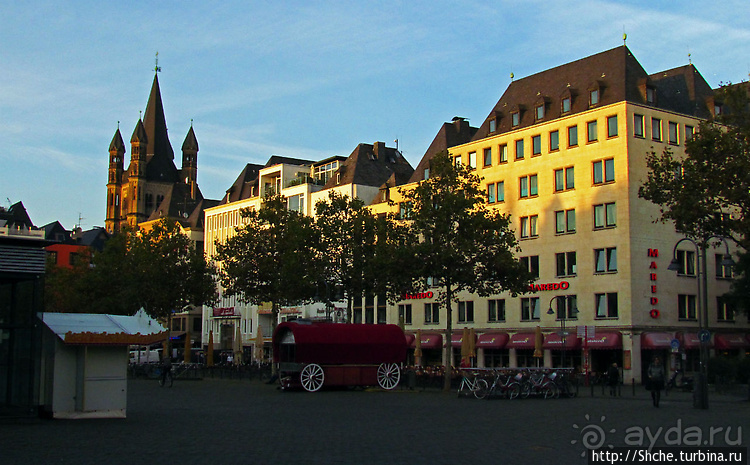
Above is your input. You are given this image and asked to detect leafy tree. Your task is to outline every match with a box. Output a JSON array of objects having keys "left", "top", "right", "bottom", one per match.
[
  {"left": 639, "top": 83, "right": 750, "bottom": 313},
  {"left": 215, "top": 195, "right": 319, "bottom": 334},
  {"left": 399, "top": 151, "right": 534, "bottom": 390},
  {"left": 44, "top": 249, "right": 94, "bottom": 313},
  {"left": 314, "top": 191, "right": 419, "bottom": 322}
]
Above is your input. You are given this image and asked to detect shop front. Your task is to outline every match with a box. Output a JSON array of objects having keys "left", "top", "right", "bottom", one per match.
[
  {"left": 544, "top": 332, "right": 581, "bottom": 369},
  {"left": 477, "top": 332, "right": 509, "bottom": 368},
  {"left": 507, "top": 332, "right": 538, "bottom": 367},
  {"left": 714, "top": 333, "right": 749, "bottom": 357},
  {"left": 585, "top": 331, "right": 623, "bottom": 379}
]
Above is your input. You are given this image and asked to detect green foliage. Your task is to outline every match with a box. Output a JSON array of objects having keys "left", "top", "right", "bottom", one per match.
[
  {"left": 45, "top": 219, "right": 218, "bottom": 317},
  {"left": 216, "top": 195, "right": 319, "bottom": 320}
]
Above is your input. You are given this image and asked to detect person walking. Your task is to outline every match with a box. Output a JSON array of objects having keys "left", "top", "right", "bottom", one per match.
[
  {"left": 607, "top": 362, "right": 619, "bottom": 396},
  {"left": 647, "top": 356, "right": 665, "bottom": 407}
]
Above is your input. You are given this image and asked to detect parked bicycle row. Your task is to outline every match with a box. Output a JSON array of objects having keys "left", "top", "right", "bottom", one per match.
[{"left": 457, "top": 367, "right": 579, "bottom": 400}]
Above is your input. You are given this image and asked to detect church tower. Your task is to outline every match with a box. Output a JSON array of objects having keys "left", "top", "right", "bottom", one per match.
[
  {"left": 127, "top": 118, "right": 148, "bottom": 227},
  {"left": 105, "top": 128, "right": 125, "bottom": 234},
  {"left": 181, "top": 125, "right": 199, "bottom": 199}
]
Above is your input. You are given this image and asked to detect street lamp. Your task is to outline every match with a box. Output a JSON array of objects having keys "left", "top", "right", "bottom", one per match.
[
  {"left": 547, "top": 295, "right": 578, "bottom": 368},
  {"left": 667, "top": 236, "right": 735, "bottom": 410}
]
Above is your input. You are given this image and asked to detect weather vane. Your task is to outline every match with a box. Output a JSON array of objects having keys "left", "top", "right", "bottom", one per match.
[{"left": 155, "top": 51, "right": 161, "bottom": 73}]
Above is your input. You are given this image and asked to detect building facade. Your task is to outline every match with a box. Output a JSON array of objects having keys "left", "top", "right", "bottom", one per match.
[{"left": 374, "top": 46, "right": 748, "bottom": 383}]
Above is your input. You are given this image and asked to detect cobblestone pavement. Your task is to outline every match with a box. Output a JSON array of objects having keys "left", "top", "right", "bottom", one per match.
[{"left": 1, "top": 378, "right": 748, "bottom": 465}]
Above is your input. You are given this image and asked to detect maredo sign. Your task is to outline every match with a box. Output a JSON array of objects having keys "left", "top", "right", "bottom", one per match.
[{"left": 529, "top": 281, "right": 569, "bottom": 292}]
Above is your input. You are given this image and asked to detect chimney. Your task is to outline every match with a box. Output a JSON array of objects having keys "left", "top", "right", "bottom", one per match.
[{"left": 373, "top": 141, "right": 386, "bottom": 158}]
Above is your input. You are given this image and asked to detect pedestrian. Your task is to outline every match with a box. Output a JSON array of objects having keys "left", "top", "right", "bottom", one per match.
[
  {"left": 607, "top": 362, "right": 619, "bottom": 396},
  {"left": 647, "top": 356, "right": 665, "bottom": 407}
]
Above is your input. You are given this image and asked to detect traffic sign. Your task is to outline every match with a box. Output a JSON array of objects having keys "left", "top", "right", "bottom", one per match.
[
  {"left": 670, "top": 338, "right": 680, "bottom": 350},
  {"left": 698, "top": 329, "right": 711, "bottom": 343}
]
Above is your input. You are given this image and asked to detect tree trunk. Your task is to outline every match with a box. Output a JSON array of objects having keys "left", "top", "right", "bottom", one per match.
[{"left": 443, "top": 284, "right": 453, "bottom": 392}]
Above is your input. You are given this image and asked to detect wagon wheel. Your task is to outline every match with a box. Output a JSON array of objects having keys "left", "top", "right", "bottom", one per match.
[
  {"left": 377, "top": 363, "right": 401, "bottom": 390},
  {"left": 300, "top": 363, "right": 325, "bottom": 392}
]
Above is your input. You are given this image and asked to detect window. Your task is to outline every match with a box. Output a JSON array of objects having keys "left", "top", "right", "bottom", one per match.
[
  {"left": 646, "top": 87, "right": 656, "bottom": 104},
  {"left": 685, "top": 125, "right": 694, "bottom": 140},
  {"left": 607, "top": 115, "right": 618, "bottom": 138},
  {"left": 555, "top": 209, "right": 575, "bottom": 234},
  {"left": 519, "top": 174, "right": 537, "bottom": 198},
  {"left": 399, "top": 201, "right": 412, "bottom": 219},
  {"left": 568, "top": 125, "right": 578, "bottom": 147},
  {"left": 468, "top": 151, "right": 477, "bottom": 169},
  {"left": 536, "top": 104, "right": 545, "bottom": 120},
  {"left": 562, "top": 97, "right": 571, "bottom": 113},
  {"left": 668, "top": 121, "right": 679, "bottom": 144},
  {"left": 398, "top": 304, "right": 412, "bottom": 325},
  {"left": 675, "top": 250, "right": 696, "bottom": 276},
  {"left": 549, "top": 130, "right": 559, "bottom": 152},
  {"left": 556, "top": 252, "right": 577, "bottom": 277},
  {"left": 511, "top": 111, "right": 520, "bottom": 127},
  {"left": 520, "top": 215, "right": 539, "bottom": 239},
  {"left": 715, "top": 254, "right": 733, "bottom": 278},
  {"left": 532, "top": 135, "right": 542, "bottom": 155},
  {"left": 678, "top": 294, "right": 697, "bottom": 320},
  {"left": 634, "top": 114, "right": 644, "bottom": 138},
  {"left": 595, "top": 293, "right": 618, "bottom": 318},
  {"left": 483, "top": 148, "right": 492, "bottom": 167},
  {"left": 521, "top": 297, "right": 541, "bottom": 321},
  {"left": 489, "top": 118, "right": 497, "bottom": 133},
  {"left": 487, "top": 183, "right": 496, "bottom": 203},
  {"left": 554, "top": 167, "right": 574, "bottom": 192},
  {"left": 287, "top": 194, "right": 305, "bottom": 213},
  {"left": 499, "top": 144, "right": 508, "bottom": 163},
  {"left": 652, "top": 117, "right": 662, "bottom": 141},
  {"left": 458, "top": 301, "right": 474, "bottom": 323},
  {"left": 593, "top": 202, "right": 616, "bottom": 229},
  {"left": 595, "top": 247, "right": 617, "bottom": 273},
  {"left": 717, "top": 296, "right": 734, "bottom": 322},
  {"left": 497, "top": 181, "right": 505, "bottom": 202},
  {"left": 520, "top": 255, "right": 540, "bottom": 278},
  {"left": 515, "top": 139, "right": 525, "bottom": 160},
  {"left": 424, "top": 168, "right": 430, "bottom": 180},
  {"left": 587, "top": 120, "right": 598, "bottom": 142},
  {"left": 488, "top": 299, "right": 506, "bottom": 322},
  {"left": 590, "top": 89, "right": 599, "bottom": 106},
  {"left": 593, "top": 158, "right": 615, "bottom": 184},
  {"left": 424, "top": 303, "right": 440, "bottom": 324},
  {"left": 454, "top": 155, "right": 462, "bottom": 166},
  {"left": 552, "top": 295, "right": 578, "bottom": 319}
]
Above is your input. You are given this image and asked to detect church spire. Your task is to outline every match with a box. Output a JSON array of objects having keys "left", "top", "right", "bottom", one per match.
[{"left": 142, "top": 73, "right": 174, "bottom": 161}]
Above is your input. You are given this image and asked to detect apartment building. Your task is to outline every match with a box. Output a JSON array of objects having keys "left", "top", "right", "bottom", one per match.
[{"left": 375, "top": 46, "right": 748, "bottom": 383}]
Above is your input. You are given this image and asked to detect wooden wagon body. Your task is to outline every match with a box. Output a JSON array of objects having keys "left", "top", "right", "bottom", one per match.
[{"left": 273, "top": 321, "right": 407, "bottom": 391}]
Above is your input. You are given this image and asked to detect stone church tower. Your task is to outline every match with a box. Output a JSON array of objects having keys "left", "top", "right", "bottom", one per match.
[{"left": 105, "top": 73, "right": 212, "bottom": 234}]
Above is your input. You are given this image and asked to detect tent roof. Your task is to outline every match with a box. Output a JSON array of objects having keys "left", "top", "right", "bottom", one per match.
[{"left": 40, "top": 309, "right": 167, "bottom": 345}]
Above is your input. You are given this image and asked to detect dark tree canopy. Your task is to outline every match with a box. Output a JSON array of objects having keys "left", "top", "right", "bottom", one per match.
[{"left": 399, "top": 151, "right": 534, "bottom": 389}]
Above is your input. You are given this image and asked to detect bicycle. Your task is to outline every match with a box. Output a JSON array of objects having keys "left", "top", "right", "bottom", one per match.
[
  {"left": 666, "top": 369, "right": 693, "bottom": 392},
  {"left": 519, "top": 370, "right": 558, "bottom": 399},
  {"left": 158, "top": 363, "right": 173, "bottom": 387},
  {"left": 477, "top": 370, "right": 521, "bottom": 400},
  {"left": 549, "top": 369, "right": 578, "bottom": 398},
  {"left": 457, "top": 369, "right": 489, "bottom": 399}
]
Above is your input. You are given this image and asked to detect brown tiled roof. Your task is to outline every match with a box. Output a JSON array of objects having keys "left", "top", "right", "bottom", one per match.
[
  {"left": 471, "top": 46, "right": 713, "bottom": 141},
  {"left": 323, "top": 142, "right": 414, "bottom": 190},
  {"left": 222, "top": 163, "right": 264, "bottom": 204},
  {"left": 407, "top": 117, "right": 477, "bottom": 183}
]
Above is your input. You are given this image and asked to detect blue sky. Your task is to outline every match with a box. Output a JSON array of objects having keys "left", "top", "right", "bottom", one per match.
[{"left": 2, "top": 1, "right": 749, "bottom": 229}]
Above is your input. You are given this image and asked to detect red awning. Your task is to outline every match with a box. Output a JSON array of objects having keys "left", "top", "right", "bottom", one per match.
[
  {"left": 543, "top": 332, "right": 581, "bottom": 350},
  {"left": 677, "top": 332, "right": 713, "bottom": 349},
  {"left": 450, "top": 331, "right": 477, "bottom": 347},
  {"left": 714, "top": 333, "right": 750, "bottom": 350},
  {"left": 476, "top": 332, "right": 509, "bottom": 349},
  {"left": 585, "top": 331, "right": 622, "bottom": 349},
  {"left": 640, "top": 332, "right": 674, "bottom": 349},
  {"left": 410, "top": 333, "right": 443, "bottom": 349},
  {"left": 507, "top": 332, "right": 537, "bottom": 349}
]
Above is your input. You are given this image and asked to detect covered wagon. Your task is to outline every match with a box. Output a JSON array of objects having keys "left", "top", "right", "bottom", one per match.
[{"left": 273, "top": 320, "right": 407, "bottom": 392}]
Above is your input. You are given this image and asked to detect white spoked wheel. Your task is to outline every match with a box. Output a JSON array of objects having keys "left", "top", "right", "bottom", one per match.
[
  {"left": 377, "top": 363, "right": 401, "bottom": 390},
  {"left": 300, "top": 363, "right": 325, "bottom": 392}
]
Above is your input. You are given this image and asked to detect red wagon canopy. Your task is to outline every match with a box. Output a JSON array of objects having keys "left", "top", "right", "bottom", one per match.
[{"left": 273, "top": 321, "right": 407, "bottom": 365}]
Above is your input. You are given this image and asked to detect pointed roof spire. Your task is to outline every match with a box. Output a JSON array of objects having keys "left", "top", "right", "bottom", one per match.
[
  {"left": 109, "top": 127, "right": 125, "bottom": 152},
  {"left": 130, "top": 118, "right": 147, "bottom": 144},
  {"left": 142, "top": 73, "right": 174, "bottom": 160},
  {"left": 182, "top": 125, "right": 199, "bottom": 152}
]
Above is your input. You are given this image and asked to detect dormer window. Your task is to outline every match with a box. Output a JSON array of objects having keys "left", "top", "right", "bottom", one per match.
[
  {"left": 535, "top": 104, "right": 544, "bottom": 121},
  {"left": 646, "top": 87, "right": 656, "bottom": 104},
  {"left": 489, "top": 118, "right": 497, "bottom": 133},
  {"left": 562, "top": 97, "right": 571, "bottom": 113},
  {"left": 590, "top": 89, "right": 599, "bottom": 106},
  {"left": 511, "top": 111, "right": 520, "bottom": 127}
]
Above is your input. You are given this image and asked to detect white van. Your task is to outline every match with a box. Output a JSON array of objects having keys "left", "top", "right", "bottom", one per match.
[{"left": 129, "top": 348, "right": 162, "bottom": 364}]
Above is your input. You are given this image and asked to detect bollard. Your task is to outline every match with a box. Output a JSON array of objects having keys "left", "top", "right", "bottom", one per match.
[{"left": 632, "top": 378, "right": 635, "bottom": 397}]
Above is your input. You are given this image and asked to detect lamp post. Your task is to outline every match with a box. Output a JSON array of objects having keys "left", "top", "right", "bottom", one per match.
[
  {"left": 667, "top": 236, "right": 734, "bottom": 410},
  {"left": 547, "top": 295, "right": 578, "bottom": 368}
]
